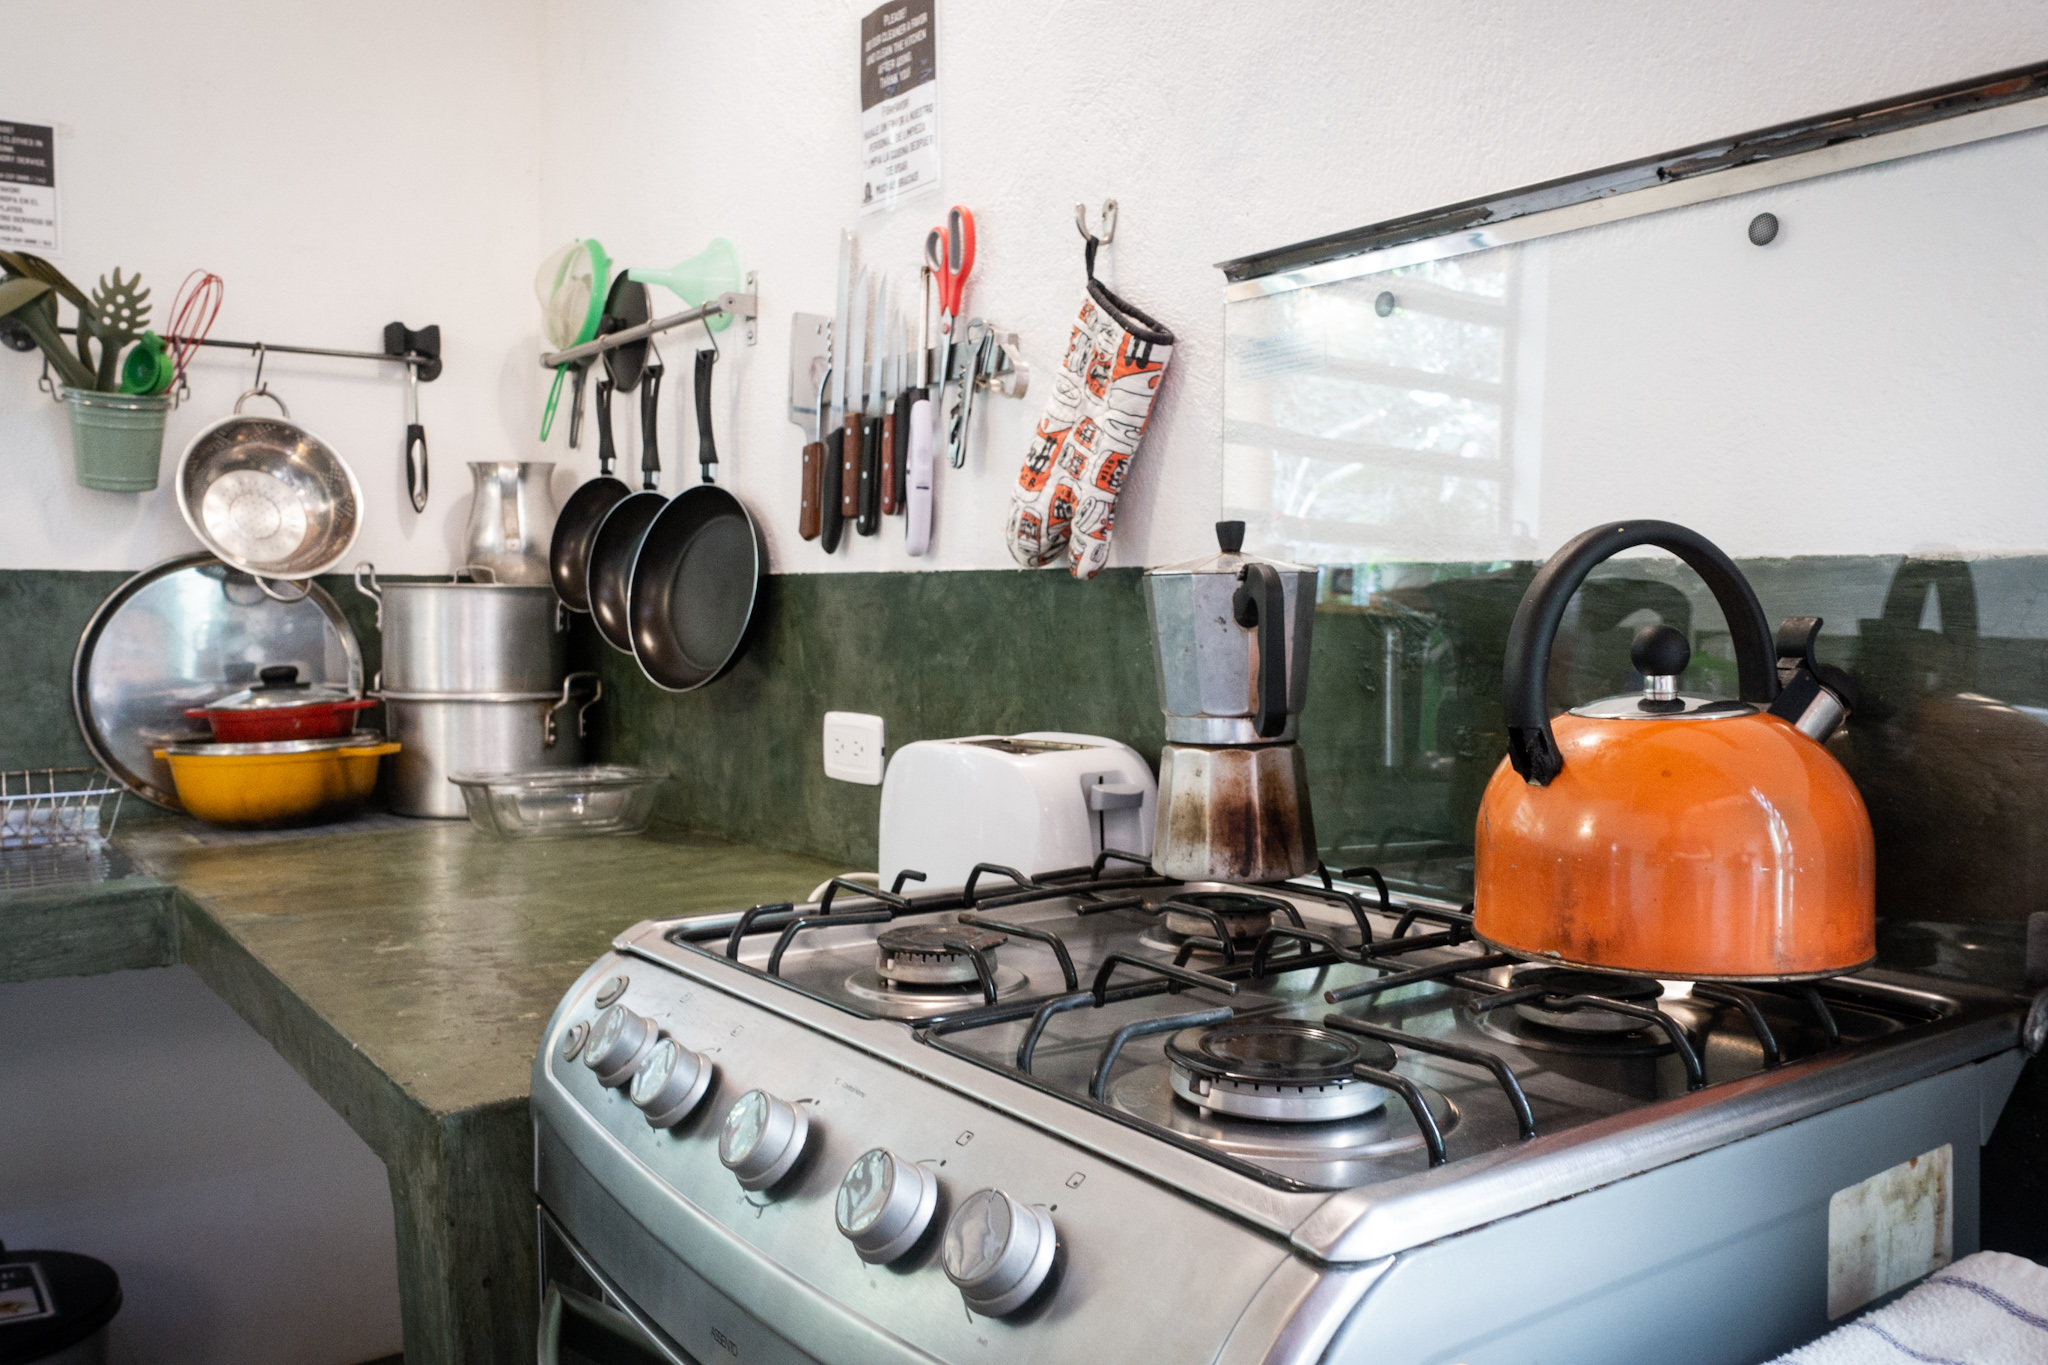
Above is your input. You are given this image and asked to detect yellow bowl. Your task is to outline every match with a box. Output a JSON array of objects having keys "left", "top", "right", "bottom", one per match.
[{"left": 153, "top": 739, "right": 400, "bottom": 827}]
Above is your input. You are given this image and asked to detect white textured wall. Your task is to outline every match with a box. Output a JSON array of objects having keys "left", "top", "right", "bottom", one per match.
[
  {"left": 533, "top": 0, "right": 2048, "bottom": 577},
  {"left": 0, "top": 0, "right": 542, "bottom": 574},
  {"left": 7, "top": 2, "right": 2048, "bottom": 575}
]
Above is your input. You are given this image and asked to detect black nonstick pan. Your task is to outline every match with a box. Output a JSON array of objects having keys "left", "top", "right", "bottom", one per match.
[
  {"left": 628, "top": 347, "right": 764, "bottom": 691},
  {"left": 585, "top": 359, "right": 665, "bottom": 653},
  {"left": 548, "top": 376, "right": 628, "bottom": 612}
]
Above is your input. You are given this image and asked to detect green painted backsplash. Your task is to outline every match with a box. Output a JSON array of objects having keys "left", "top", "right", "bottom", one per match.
[{"left": 11, "top": 555, "right": 2045, "bottom": 991}]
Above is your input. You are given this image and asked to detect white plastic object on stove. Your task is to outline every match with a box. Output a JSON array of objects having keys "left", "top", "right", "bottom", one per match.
[
  {"left": 878, "top": 731, "right": 1155, "bottom": 891},
  {"left": 718, "top": 1090, "right": 809, "bottom": 1191},
  {"left": 942, "top": 1188, "right": 1057, "bottom": 1316}
]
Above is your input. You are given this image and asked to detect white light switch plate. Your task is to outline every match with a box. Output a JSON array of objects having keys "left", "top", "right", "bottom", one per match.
[{"left": 823, "top": 712, "right": 885, "bottom": 785}]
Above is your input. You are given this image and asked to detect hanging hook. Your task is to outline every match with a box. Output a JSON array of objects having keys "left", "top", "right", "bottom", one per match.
[
  {"left": 250, "top": 341, "right": 268, "bottom": 397},
  {"left": 1075, "top": 199, "right": 1118, "bottom": 247},
  {"left": 699, "top": 310, "right": 721, "bottom": 360}
]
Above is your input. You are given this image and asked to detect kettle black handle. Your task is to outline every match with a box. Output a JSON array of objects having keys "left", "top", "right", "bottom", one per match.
[
  {"left": 1233, "top": 563, "right": 1290, "bottom": 739},
  {"left": 1504, "top": 520, "right": 1776, "bottom": 786}
]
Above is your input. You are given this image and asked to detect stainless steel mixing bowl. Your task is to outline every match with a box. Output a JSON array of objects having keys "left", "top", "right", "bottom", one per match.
[{"left": 176, "top": 389, "right": 361, "bottom": 581}]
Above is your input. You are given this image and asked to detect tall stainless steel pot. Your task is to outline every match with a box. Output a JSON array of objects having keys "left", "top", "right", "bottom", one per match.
[
  {"left": 354, "top": 562, "right": 566, "bottom": 693},
  {"left": 381, "top": 674, "right": 601, "bottom": 818}
]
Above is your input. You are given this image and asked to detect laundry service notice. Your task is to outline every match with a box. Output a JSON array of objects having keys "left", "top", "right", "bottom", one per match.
[
  {"left": 0, "top": 120, "right": 57, "bottom": 251},
  {"left": 859, "top": 2, "right": 939, "bottom": 215}
]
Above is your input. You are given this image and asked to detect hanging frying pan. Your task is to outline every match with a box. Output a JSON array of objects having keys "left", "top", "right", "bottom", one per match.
[
  {"left": 628, "top": 348, "right": 764, "bottom": 690},
  {"left": 585, "top": 360, "right": 665, "bottom": 652},
  {"left": 602, "top": 276, "right": 651, "bottom": 392},
  {"left": 547, "top": 377, "right": 630, "bottom": 612}
]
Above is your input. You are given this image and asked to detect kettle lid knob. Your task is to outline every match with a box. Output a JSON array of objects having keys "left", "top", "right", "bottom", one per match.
[
  {"left": 1631, "top": 624, "right": 1691, "bottom": 679},
  {"left": 1215, "top": 521, "right": 1246, "bottom": 554}
]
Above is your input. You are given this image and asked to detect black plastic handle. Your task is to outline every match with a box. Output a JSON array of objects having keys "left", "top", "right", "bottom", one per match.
[
  {"left": 1504, "top": 520, "right": 1775, "bottom": 785},
  {"left": 1232, "top": 562, "right": 1289, "bottom": 739},
  {"left": 638, "top": 360, "right": 663, "bottom": 491},
  {"left": 694, "top": 347, "right": 718, "bottom": 484},
  {"left": 405, "top": 423, "right": 429, "bottom": 513},
  {"left": 594, "top": 377, "right": 616, "bottom": 477}
]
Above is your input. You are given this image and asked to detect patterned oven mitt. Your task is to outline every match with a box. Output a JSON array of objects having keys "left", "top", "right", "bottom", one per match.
[{"left": 1005, "top": 239, "right": 1173, "bottom": 579}]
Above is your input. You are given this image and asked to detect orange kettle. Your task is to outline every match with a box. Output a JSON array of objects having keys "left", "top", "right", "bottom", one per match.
[{"left": 1474, "top": 520, "right": 1875, "bottom": 981}]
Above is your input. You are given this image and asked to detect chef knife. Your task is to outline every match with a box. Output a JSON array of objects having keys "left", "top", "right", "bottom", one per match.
[
  {"left": 841, "top": 268, "right": 868, "bottom": 521},
  {"left": 882, "top": 310, "right": 905, "bottom": 516},
  {"left": 821, "top": 234, "right": 854, "bottom": 552},
  {"left": 857, "top": 275, "right": 889, "bottom": 535}
]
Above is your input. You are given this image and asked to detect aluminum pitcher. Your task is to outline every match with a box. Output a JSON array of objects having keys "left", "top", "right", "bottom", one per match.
[{"left": 463, "top": 461, "right": 558, "bottom": 586}]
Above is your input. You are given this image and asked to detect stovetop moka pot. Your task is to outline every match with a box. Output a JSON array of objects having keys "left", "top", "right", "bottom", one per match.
[
  {"left": 1146, "top": 521, "right": 1319, "bottom": 883},
  {"left": 1474, "top": 520, "right": 1875, "bottom": 980}
]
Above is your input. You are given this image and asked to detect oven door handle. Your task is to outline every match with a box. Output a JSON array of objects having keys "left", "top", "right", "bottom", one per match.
[{"left": 541, "top": 1282, "right": 686, "bottom": 1365}]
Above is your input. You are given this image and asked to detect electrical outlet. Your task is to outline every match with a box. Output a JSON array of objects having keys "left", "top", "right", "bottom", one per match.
[{"left": 823, "top": 711, "right": 885, "bottom": 785}]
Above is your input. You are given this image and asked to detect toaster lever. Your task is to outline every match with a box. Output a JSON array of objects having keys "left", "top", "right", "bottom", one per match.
[{"left": 1087, "top": 782, "right": 1145, "bottom": 811}]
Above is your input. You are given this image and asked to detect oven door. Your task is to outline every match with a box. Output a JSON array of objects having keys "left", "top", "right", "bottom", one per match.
[{"left": 541, "top": 1209, "right": 697, "bottom": 1365}]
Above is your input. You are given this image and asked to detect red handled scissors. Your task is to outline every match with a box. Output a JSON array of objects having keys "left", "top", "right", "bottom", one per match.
[{"left": 924, "top": 205, "right": 976, "bottom": 384}]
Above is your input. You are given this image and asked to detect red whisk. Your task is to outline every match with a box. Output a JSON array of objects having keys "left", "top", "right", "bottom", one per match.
[{"left": 165, "top": 270, "right": 224, "bottom": 384}]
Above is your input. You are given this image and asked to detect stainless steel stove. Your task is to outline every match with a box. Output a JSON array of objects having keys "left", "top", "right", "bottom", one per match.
[{"left": 532, "top": 859, "right": 2044, "bottom": 1364}]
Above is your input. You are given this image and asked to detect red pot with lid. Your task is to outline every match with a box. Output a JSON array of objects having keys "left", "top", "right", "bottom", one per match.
[{"left": 186, "top": 665, "right": 376, "bottom": 743}]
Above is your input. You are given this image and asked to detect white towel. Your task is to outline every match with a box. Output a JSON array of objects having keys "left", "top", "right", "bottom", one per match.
[{"left": 1772, "top": 1251, "right": 2048, "bottom": 1364}]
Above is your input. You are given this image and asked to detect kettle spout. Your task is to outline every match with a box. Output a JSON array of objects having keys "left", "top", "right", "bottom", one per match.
[{"left": 1768, "top": 616, "right": 1857, "bottom": 743}]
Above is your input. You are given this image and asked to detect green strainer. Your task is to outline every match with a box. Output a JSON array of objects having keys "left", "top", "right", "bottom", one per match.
[{"left": 536, "top": 239, "right": 611, "bottom": 441}]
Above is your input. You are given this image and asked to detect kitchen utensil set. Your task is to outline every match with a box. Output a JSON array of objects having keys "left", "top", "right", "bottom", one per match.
[{"left": 801, "top": 205, "right": 1015, "bottom": 559}]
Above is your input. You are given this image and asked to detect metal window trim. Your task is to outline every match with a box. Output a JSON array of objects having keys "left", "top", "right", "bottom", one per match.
[{"left": 1221, "top": 61, "right": 2048, "bottom": 300}]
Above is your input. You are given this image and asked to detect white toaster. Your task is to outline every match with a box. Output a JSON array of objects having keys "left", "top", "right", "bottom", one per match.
[{"left": 877, "top": 732, "right": 1157, "bottom": 893}]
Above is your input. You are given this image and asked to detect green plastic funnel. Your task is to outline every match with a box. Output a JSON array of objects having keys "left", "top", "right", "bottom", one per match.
[{"left": 628, "top": 238, "right": 741, "bottom": 332}]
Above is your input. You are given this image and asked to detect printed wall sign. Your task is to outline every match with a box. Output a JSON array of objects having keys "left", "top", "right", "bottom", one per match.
[
  {"left": 859, "top": 2, "right": 938, "bottom": 215},
  {"left": 0, "top": 120, "right": 57, "bottom": 251}
]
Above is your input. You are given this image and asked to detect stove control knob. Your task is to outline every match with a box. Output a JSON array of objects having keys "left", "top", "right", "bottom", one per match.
[
  {"left": 582, "top": 1004, "right": 659, "bottom": 1088},
  {"left": 835, "top": 1148, "right": 938, "bottom": 1263},
  {"left": 627, "top": 1035, "right": 716, "bottom": 1128},
  {"left": 718, "top": 1089, "right": 809, "bottom": 1191},
  {"left": 942, "top": 1188, "right": 1057, "bottom": 1316}
]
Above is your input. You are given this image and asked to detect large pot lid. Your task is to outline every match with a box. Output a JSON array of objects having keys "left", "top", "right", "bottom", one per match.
[{"left": 73, "top": 553, "right": 363, "bottom": 809}]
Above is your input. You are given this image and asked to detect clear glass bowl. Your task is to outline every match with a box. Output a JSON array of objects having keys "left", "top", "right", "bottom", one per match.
[{"left": 446, "top": 765, "right": 666, "bottom": 839}]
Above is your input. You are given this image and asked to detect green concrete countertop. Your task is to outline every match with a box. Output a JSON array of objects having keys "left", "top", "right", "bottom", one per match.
[{"left": 0, "top": 816, "right": 841, "bottom": 1364}]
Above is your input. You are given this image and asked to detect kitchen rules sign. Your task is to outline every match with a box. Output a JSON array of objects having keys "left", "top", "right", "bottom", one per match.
[
  {"left": 0, "top": 120, "right": 57, "bottom": 251},
  {"left": 859, "top": 2, "right": 938, "bottom": 215}
]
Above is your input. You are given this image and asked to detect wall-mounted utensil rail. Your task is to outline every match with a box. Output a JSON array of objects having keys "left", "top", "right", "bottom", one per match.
[
  {"left": 55, "top": 325, "right": 442, "bottom": 380},
  {"left": 538, "top": 286, "right": 760, "bottom": 369}
]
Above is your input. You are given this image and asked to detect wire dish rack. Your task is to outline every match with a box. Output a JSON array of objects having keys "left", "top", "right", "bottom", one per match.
[{"left": 0, "top": 767, "right": 126, "bottom": 849}]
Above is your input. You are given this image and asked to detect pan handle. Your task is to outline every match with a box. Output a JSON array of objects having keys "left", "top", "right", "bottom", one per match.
[
  {"left": 595, "top": 376, "right": 617, "bottom": 478},
  {"left": 639, "top": 360, "right": 664, "bottom": 491},
  {"left": 695, "top": 347, "right": 718, "bottom": 484}
]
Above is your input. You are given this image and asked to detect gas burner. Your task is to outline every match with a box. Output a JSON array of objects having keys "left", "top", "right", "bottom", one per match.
[
  {"left": 875, "top": 924, "right": 1008, "bottom": 986},
  {"left": 842, "top": 924, "right": 1027, "bottom": 1020},
  {"left": 1164, "top": 1019, "right": 1393, "bottom": 1123},
  {"left": 1110, "top": 1056, "right": 1457, "bottom": 1188},
  {"left": 1507, "top": 967, "right": 1664, "bottom": 1035},
  {"left": 1141, "top": 890, "right": 1293, "bottom": 957}
]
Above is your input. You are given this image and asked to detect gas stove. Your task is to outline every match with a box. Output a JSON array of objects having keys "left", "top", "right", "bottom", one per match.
[{"left": 532, "top": 857, "right": 2042, "bottom": 1365}]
